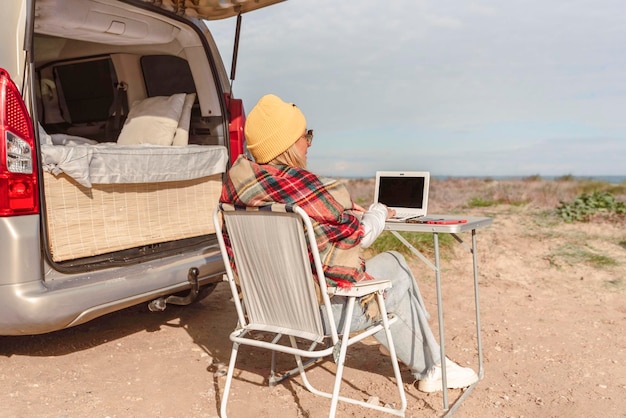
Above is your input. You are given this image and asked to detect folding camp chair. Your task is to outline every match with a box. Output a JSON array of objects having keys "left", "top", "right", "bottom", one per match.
[{"left": 213, "top": 203, "right": 407, "bottom": 417}]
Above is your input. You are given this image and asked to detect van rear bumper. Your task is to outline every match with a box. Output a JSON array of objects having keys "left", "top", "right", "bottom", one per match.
[{"left": 0, "top": 249, "right": 225, "bottom": 335}]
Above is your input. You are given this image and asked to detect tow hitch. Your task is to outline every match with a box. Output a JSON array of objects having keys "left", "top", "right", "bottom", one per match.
[{"left": 148, "top": 267, "right": 200, "bottom": 312}]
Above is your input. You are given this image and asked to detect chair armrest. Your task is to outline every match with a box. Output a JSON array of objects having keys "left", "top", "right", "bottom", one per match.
[{"left": 328, "top": 279, "right": 392, "bottom": 297}]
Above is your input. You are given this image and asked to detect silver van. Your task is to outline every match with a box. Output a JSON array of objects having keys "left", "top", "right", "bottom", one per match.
[{"left": 0, "top": 0, "right": 283, "bottom": 335}]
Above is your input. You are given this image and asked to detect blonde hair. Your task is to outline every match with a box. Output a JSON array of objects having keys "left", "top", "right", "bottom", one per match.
[{"left": 268, "top": 141, "right": 307, "bottom": 169}]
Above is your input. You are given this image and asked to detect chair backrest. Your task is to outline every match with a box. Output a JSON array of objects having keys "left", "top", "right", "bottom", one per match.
[{"left": 214, "top": 203, "right": 335, "bottom": 343}]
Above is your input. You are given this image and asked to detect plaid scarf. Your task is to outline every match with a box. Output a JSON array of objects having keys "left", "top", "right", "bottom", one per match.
[{"left": 220, "top": 155, "right": 374, "bottom": 289}]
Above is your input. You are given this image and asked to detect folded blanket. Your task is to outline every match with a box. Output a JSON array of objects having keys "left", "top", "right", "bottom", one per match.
[{"left": 41, "top": 143, "right": 227, "bottom": 188}]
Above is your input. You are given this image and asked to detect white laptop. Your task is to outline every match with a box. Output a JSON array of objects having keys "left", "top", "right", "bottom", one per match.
[{"left": 374, "top": 171, "right": 430, "bottom": 222}]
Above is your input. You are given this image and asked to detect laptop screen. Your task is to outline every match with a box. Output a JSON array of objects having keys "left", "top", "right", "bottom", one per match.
[
  {"left": 374, "top": 171, "right": 430, "bottom": 217},
  {"left": 378, "top": 176, "right": 425, "bottom": 208}
]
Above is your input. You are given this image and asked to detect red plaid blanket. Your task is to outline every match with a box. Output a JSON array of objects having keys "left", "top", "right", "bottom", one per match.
[{"left": 220, "top": 156, "right": 373, "bottom": 288}]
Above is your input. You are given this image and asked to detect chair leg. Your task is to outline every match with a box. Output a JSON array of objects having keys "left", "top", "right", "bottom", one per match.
[
  {"left": 287, "top": 336, "right": 317, "bottom": 392},
  {"left": 328, "top": 296, "right": 357, "bottom": 418},
  {"left": 296, "top": 295, "right": 406, "bottom": 417},
  {"left": 269, "top": 334, "right": 282, "bottom": 386},
  {"left": 376, "top": 293, "right": 408, "bottom": 414},
  {"left": 220, "top": 342, "right": 240, "bottom": 418},
  {"left": 271, "top": 356, "right": 321, "bottom": 386},
  {"left": 268, "top": 335, "right": 323, "bottom": 387}
]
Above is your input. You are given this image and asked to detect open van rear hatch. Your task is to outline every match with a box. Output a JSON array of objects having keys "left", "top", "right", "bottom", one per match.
[{"left": 138, "top": 0, "right": 285, "bottom": 20}]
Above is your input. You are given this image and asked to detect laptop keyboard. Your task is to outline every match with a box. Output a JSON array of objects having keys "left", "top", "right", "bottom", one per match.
[{"left": 392, "top": 212, "right": 418, "bottom": 220}]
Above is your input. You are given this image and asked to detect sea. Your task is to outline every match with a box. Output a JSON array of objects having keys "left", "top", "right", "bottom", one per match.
[
  {"left": 433, "top": 175, "right": 626, "bottom": 184},
  {"left": 341, "top": 175, "right": 626, "bottom": 184}
]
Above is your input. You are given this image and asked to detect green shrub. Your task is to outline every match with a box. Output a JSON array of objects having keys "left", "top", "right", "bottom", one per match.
[
  {"left": 467, "top": 196, "right": 497, "bottom": 208},
  {"left": 555, "top": 191, "right": 626, "bottom": 222}
]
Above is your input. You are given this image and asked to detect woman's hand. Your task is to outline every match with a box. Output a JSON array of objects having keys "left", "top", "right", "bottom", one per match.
[{"left": 353, "top": 203, "right": 395, "bottom": 218}]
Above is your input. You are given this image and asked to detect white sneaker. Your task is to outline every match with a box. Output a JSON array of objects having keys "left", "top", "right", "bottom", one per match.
[{"left": 417, "top": 358, "right": 479, "bottom": 393}]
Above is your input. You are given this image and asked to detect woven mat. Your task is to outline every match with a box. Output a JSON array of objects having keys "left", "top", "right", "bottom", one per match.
[{"left": 44, "top": 172, "right": 221, "bottom": 261}]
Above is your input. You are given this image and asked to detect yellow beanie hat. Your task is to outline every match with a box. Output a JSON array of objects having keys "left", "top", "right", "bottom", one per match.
[{"left": 244, "top": 94, "right": 307, "bottom": 163}]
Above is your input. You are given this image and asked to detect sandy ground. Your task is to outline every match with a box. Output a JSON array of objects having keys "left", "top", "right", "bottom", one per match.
[{"left": 1, "top": 178, "right": 625, "bottom": 417}]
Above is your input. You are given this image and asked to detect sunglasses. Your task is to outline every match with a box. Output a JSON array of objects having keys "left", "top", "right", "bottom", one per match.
[{"left": 303, "top": 129, "right": 314, "bottom": 146}]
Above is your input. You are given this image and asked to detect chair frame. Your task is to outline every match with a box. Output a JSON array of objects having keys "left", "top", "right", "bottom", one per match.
[{"left": 213, "top": 203, "right": 407, "bottom": 417}]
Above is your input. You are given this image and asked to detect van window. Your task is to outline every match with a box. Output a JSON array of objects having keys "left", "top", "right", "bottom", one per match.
[
  {"left": 53, "top": 58, "right": 116, "bottom": 123},
  {"left": 141, "top": 55, "right": 196, "bottom": 97}
]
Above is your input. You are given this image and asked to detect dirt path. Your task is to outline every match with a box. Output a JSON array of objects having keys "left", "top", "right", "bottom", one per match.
[{"left": 1, "top": 181, "right": 625, "bottom": 417}]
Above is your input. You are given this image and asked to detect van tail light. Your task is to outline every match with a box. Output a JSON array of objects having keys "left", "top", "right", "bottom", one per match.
[
  {"left": 224, "top": 93, "right": 246, "bottom": 165},
  {"left": 0, "top": 68, "right": 39, "bottom": 217}
]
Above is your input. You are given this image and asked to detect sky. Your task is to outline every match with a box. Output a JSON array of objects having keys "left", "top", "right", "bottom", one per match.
[{"left": 206, "top": 0, "right": 626, "bottom": 178}]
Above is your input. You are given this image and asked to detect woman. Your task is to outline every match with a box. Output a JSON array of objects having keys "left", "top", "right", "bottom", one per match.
[{"left": 220, "top": 94, "right": 478, "bottom": 392}]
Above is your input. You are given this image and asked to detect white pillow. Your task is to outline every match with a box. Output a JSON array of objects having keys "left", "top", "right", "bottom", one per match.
[
  {"left": 116, "top": 93, "right": 186, "bottom": 146},
  {"left": 172, "top": 93, "right": 196, "bottom": 146}
]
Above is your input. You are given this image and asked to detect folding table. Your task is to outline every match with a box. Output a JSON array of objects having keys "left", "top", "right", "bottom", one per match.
[{"left": 384, "top": 215, "right": 492, "bottom": 416}]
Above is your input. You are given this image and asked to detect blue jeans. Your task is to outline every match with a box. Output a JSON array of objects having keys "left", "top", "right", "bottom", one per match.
[{"left": 321, "top": 251, "right": 440, "bottom": 379}]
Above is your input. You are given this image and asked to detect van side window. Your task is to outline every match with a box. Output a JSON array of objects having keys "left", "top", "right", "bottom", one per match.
[
  {"left": 141, "top": 55, "right": 196, "bottom": 97},
  {"left": 53, "top": 58, "right": 117, "bottom": 123}
]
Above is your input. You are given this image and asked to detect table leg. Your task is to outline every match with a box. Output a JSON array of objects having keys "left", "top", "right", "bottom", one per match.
[
  {"left": 472, "top": 229, "right": 484, "bottom": 379},
  {"left": 443, "top": 228, "right": 483, "bottom": 417},
  {"left": 433, "top": 232, "right": 449, "bottom": 410}
]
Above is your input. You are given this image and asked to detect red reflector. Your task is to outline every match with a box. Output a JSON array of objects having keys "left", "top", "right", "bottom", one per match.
[
  {"left": 9, "top": 180, "right": 29, "bottom": 196},
  {"left": 0, "top": 176, "right": 36, "bottom": 214},
  {"left": 2, "top": 178, "right": 35, "bottom": 212},
  {"left": 225, "top": 93, "right": 246, "bottom": 165}
]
